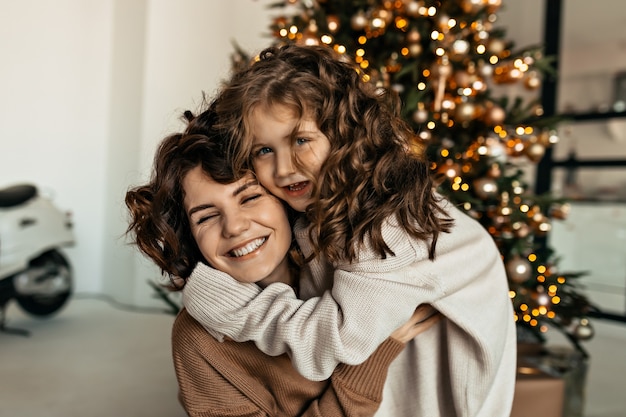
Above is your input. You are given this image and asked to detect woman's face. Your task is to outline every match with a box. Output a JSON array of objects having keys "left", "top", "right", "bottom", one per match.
[
  {"left": 249, "top": 105, "right": 331, "bottom": 212},
  {"left": 183, "top": 166, "right": 292, "bottom": 286}
]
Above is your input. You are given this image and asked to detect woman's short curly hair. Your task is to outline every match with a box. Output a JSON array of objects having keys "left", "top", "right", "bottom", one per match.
[{"left": 125, "top": 105, "right": 240, "bottom": 288}]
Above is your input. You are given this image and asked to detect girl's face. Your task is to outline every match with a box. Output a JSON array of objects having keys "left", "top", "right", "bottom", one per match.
[
  {"left": 183, "top": 166, "right": 292, "bottom": 287},
  {"left": 249, "top": 105, "right": 331, "bottom": 212}
]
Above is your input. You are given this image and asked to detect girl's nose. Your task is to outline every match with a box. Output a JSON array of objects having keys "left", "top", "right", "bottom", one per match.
[{"left": 275, "top": 151, "right": 296, "bottom": 178}]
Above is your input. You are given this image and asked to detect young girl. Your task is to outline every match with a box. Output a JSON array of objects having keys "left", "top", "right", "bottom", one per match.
[
  {"left": 125, "top": 106, "right": 439, "bottom": 417},
  {"left": 182, "top": 45, "right": 517, "bottom": 417}
]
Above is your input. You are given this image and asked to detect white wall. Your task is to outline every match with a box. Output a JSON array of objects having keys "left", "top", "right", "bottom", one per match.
[
  {"left": 3, "top": 0, "right": 623, "bottom": 310},
  {"left": 0, "top": 0, "right": 274, "bottom": 305},
  {"left": 0, "top": 0, "right": 113, "bottom": 294}
]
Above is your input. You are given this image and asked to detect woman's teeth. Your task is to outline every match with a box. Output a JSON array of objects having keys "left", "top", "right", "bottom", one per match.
[{"left": 230, "top": 237, "right": 266, "bottom": 257}]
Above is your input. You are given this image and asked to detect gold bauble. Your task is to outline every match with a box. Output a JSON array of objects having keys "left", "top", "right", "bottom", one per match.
[
  {"left": 351, "top": 11, "right": 368, "bottom": 31},
  {"left": 505, "top": 255, "right": 532, "bottom": 283},
  {"left": 525, "top": 142, "right": 546, "bottom": 162},
  {"left": 455, "top": 70, "right": 473, "bottom": 88},
  {"left": 438, "top": 160, "right": 461, "bottom": 179},
  {"left": 573, "top": 318, "right": 594, "bottom": 341},
  {"left": 532, "top": 214, "right": 551, "bottom": 236},
  {"left": 484, "top": 104, "right": 506, "bottom": 125},
  {"left": 487, "top": 38, "right": 507, "bottom": 55},
  {"left": 455, "top": 102, "right": 477, "bottom": 123},
  {"left": 524, "top": 70, "right": 541, "bottom": 90},
  {"left": 418, "top": 130, "right": 432, "bottom": 141},
  {"left": 473, "top": 177, "right": 499, "bottom": 199},
  {"left": 512, "top": 222, "right": 531, "bottom": 238},
  {"left": 550, "top": 203, "right": 571, "bottom": 220},
  {"left": 451, "top": 39, "right": 471, "bottom": 58},
  {"left": 326, "top": 15, "right": 340, "bottom": 33},
  {"left": 408, "top": 43, "right": 423, "bottom": 57},
  {"left": 460, "top": 0, "right": 485, "bottom": 14},
  {"left": 478, "top": 61, "right": 493, "bottom": 77},
  {"left": 434, "top": 60, "right": 453, "bottom": 77},
  {"left": 405, "top": 0, "right": 422, "bottom": 17},
  {"left": 486, "top": 0, "right": 503, "bottom": 13},
  {"left": 407, "top": 28, "right": 421, "bottom": 43},
  {"left": 487, "top": 163, "right": 501, "bottom": 178},
  {"left": 412, "top": 108, "right": 429, "bottom": 124}
]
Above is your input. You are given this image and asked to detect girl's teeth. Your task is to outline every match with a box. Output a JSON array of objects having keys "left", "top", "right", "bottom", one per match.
[
  {"left": 231, "top": 237, "right": 266, "bottom": 257},
  {"left": 288, "top": 182, "right": 307, "bottom": 191}
]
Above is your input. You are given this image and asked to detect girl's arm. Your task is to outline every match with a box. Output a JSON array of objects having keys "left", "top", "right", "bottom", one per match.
[
  {"left": 174, "top": 307, "right": 439, "bottom": 417},
  {"left": 183, "top": 256, "right": 440, "bottom": 381}
]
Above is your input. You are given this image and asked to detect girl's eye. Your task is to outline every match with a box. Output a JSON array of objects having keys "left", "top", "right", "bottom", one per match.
[
  {"left": 295, "top": 137, "right": 308, "bottom": 145},
  {"left": 255, "top": 147, "right": 273, "bottom": 157}
]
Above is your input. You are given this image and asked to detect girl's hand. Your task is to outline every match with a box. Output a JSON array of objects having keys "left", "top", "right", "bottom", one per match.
[{"left": 389, "top": 304, "right": 441, "bottom": 344}]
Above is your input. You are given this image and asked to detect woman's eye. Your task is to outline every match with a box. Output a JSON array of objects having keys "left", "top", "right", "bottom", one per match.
[
  {"left": 196, "top": 213, "right": 217, "bottom": 225},
  {"left": 242, "top": 194, "right": 262, "bottom": 204}
]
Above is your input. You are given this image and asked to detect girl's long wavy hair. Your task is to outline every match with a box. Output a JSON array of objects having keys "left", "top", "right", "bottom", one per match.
[{"left": 215, "top": 44, "right": 453, "bottom": 264}]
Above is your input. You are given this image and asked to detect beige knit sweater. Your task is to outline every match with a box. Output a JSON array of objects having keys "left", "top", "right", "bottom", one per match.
[
  {"left": 172, "top": 308, "right": 405, "bottom": 416},
  {"left": 184, "top": 198, "right": 517, "bottom": 417}
]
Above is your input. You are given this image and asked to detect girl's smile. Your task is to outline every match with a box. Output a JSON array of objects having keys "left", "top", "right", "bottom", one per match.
[{"left": 250, "top": 105, "right": 331, "bottom": 212}]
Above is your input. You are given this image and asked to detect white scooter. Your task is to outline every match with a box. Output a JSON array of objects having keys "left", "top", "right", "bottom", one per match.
[{"left": 0, "top": 183, "right": 75, "bottom": 335}]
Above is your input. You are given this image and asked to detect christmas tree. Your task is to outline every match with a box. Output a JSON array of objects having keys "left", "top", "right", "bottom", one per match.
[{"left": 232, "top": 0, "right": 593, "bottom": 349}]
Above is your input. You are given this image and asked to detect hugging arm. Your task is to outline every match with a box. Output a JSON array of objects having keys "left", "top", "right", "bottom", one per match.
[
  {"left": 174, "top": 306, "right": 439, "bottom": 416},
  {"left": 183, "top": 261, "right": 438, "bottom": 380}
]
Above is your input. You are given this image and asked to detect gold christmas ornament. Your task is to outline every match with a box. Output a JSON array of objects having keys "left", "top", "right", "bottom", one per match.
[
  {"left": 408, "top": 43, "right": 423, "bottom": 56},
  {"left": 549, "top": 203, "right": 571, "bottom": 220},
  {"left": 455, "top": 101, "right": 477, "bottom": 122},
  {"left": 404, "top": 0, "right": 422, "bottom": 17},
  {"left": 505, "top": 255, "right": 532, "bottom": 283},
  {"left": 473, "top": 177, "right": 498, "bottom": 199},
  {"left": 326, "top": 15, "right": 340, "bottom": 33},
  {"left": 486, "top": 0, "right": 503, "bottom": 13},
  {"left": 524, "top": 70, "right": 541, "bottom": 90},
  {"left": 478, "top": 61, "right": 493, "bottom": 77},
  {"left": 451, "top": 39, "right": 471, "bottom": 57},
  {"left": 525, "top": 142, "right": 546, "bottom": 162},
  {"left": 407, "top": 28, "right": 421, "bottom": 43},
  {"left": 484, "top": 103, "right": 506, "bottom": 125},
  {"left": 412, "top": 107, "right": 429, "bottom": 124},
  {"left": 531, "top": 213, "right": 552, "bottom": 236},
  {"left": 351, "top": 11, "right": 368, "bottom": 31},
  {"left": 460, "top": 0, "right": 486, "bottom": 14},
  {"left": 573, "top": 318, "right": 594, "bottom": 340},
  {"left": 487, "top": 38, "right": 506, "bottom": 56},
  {"left": 438, "top": 160, "right": 461, "bottom": 178},
  {"left": 487, "top": 163, "right": 501, "bottom": 178},
  {"left": 512, "top": 222, "right": 531, "bottom": 239}
]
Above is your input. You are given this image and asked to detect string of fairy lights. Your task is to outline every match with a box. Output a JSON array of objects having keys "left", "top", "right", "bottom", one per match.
[{"left": 237, "top": 0, "right": 594, "bottom": 344}]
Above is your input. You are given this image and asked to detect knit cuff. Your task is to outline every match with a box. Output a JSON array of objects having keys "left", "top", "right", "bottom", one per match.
[{"left": 333, "top": 338, "right": 405, "bottom": 399}]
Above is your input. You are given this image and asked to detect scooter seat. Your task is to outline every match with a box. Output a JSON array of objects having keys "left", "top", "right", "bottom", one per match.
[{"left": 0, "top": 184, "right": 37, "bottom": 208}]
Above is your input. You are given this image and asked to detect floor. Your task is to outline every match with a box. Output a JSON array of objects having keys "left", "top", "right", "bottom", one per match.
[{"left": 1, "top": 296, "right": 625, "bottom": 417}]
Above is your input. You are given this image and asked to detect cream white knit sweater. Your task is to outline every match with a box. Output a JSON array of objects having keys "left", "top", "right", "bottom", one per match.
[{"left": 183, "top": 199, "right": 517, "bottom": 417}]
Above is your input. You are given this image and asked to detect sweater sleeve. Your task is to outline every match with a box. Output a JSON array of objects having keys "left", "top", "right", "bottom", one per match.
[
  {"left": 172, "top": 311, "right": 269, "bottom": 417},
  {"left": 183, "top": 236, "right": 441, "bottom": 381},
  {"left": 301, "top": 338, "right": 405, "bottom": 417},
  {"left": 173, "top": 308, "right": 405, "bottom": 417}
]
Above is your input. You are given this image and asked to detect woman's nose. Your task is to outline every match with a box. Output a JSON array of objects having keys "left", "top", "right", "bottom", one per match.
[{"left": 222, "top": 211, "right": 250, "bottom": 237}]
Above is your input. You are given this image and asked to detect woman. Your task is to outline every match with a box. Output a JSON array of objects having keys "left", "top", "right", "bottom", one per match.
[{"left": 124, "top": 105, "right": 439, "bottom": 416}]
